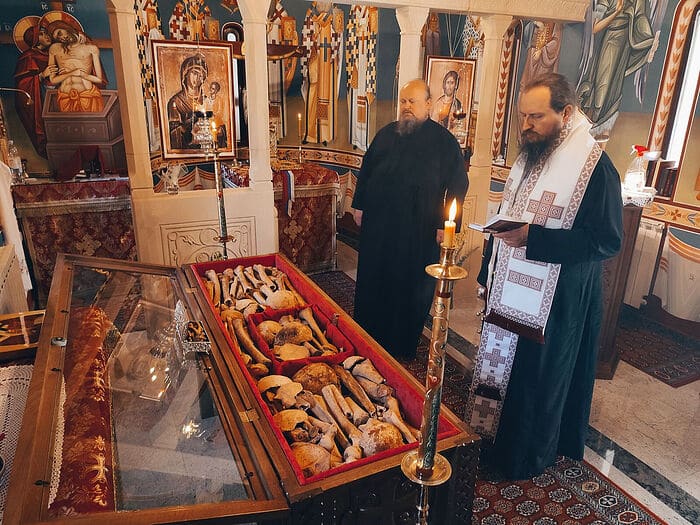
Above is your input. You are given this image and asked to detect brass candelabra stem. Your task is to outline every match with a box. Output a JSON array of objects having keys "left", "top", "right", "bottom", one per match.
[
  {"left": 209, "top": 144, "right": 230, "bottom": 259},
  {"left": 401, "top": 242, "right": 467, "bottom": 524}
]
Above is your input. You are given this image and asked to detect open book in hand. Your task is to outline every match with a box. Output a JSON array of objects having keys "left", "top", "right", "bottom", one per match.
[{"left": 468, "top": 213, "right": 527, "bottom": 234}]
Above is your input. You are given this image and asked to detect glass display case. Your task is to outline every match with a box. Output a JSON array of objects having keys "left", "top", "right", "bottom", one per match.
[{"left": 6, "top": 253, "right": 479, "bottom": 524}]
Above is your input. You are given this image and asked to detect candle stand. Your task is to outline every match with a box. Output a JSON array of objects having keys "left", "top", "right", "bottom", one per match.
[
  {"left": 210, "top": 145, "right": 232, "bottom": 259},
  {"left": 297, "top": 124, "right": 304, "bottom": 164},
  {"left": 194, "top": 110, "right": 231, "bottom": 259},
  {"left": 401, "top": 242, "right": 467, "bottom": 524}
]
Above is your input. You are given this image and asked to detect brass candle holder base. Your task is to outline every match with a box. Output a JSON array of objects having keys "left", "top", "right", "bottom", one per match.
[{"left": 400, "top": 451, "right": 452, "bottom": 486}]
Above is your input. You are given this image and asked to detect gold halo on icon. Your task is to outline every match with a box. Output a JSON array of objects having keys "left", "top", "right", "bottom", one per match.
[
  {"left": 39, "top": 10, "right": 84, "bottom": 35},
  {"left": 12, "top": 15, "right": 41, "bottom": 53}
]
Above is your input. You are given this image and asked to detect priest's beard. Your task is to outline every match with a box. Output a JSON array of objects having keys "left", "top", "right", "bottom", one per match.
[
  {"left": 397, "top": 114, "right": 424, "bottom": 136},
  {"left": 519, "top": 124, "right": 562, "bottom": 173}
]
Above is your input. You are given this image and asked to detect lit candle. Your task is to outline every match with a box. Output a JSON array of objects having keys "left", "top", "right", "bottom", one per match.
[
  {"left": 297, "top": 113, "right": 303, "bottom": 138},
  {"left": 211, "top": 121, "right": 217, "bottom": 133},
  {"left": 444, "top": 198, "right": 457, "bottom": 247}
]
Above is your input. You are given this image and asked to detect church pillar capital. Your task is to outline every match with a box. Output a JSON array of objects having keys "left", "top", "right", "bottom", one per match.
[
  {"left": 395, "top": 7, "right": 429, "bottom": 114},
  {"left": 238, "top": 0, "right": 272, "bottom": 24}
]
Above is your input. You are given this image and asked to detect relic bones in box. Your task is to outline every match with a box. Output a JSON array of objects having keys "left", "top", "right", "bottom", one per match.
[{"left": 191, "top": 254, "right": 460, "bottom": 484}]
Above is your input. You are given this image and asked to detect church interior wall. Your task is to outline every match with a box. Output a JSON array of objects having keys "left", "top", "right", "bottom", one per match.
[{"left": 0, "top": 0, "right": 697, "bottom": 322}]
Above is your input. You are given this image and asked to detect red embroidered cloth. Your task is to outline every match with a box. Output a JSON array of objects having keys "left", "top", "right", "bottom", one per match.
[{"left": 10, "top": 178, "right": 130, "bottom": 204}]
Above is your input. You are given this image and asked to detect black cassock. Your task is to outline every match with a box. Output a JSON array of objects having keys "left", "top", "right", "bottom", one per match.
[
  {"left": 352, "top": 118, "right": 468, "bottom": 358},
  {"left": 478, "top": 151, "right": 623, "bottom": 479}
]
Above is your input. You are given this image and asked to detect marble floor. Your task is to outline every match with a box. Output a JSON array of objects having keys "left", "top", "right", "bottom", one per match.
[{"left": 336, "top": 240, "right": 699, "bottom": 525}]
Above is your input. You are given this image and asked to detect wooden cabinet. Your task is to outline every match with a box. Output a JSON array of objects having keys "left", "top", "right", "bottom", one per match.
[
  {"left": 6, "top": 253, "right": 479, "bottom": 524},
  {"left": 596, "top": 205, "right": 643, "bottom": 379}
]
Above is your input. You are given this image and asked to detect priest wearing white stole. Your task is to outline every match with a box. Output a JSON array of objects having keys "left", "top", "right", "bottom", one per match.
[{"left": 466, "top": 74, "right": 623, "bottom": 480}]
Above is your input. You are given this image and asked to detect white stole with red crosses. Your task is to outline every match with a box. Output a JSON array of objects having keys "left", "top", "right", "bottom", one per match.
[{"left": 467, "top": 111, "right": 601, "bottom": 438}]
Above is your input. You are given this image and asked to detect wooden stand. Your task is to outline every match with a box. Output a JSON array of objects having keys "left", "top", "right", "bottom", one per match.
[{"left": 596, "top": 205, "right": 643, "bottom": 379}]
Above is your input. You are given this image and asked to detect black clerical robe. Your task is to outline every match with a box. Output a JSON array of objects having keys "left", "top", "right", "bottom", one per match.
[
  {"left": 352, "top": 118, "right": 468, "bottom": 358},
  {"left": 478, "top": 151, "right": 623, "bottom": 479}
]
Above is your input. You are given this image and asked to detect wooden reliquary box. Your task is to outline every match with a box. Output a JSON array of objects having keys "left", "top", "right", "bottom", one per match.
[{"left": 6, "top": 253, "right": 479, "bottom": 524}]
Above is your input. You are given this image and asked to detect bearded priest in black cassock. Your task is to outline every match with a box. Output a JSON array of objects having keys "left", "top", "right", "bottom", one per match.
[
  {"left": 466, "top": 74, "right": 623, "bottom": 480},
  {"left": 351, "top": 79, "right": 468, "bottom": 359}
]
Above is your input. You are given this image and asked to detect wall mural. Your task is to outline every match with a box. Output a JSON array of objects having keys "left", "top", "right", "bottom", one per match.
[
  {"left": 267, "top": 0, "right": 299, "bottom": 139},
  {"left": 13, "top": 15, "right": 52, "bottom": 158},
  {"left": 576, "top": 0, "right": 666, "bottom": 138},
  {"left": 520, "top": 21, "right": 562, "bottom": 92},
  {"left": 300, "top": 1, "right": 344, "bottom": 145},
  {"left": 345, "top": 4, "right": 378, "bottom": 151},
  {"left": 0, "top": 0, "right": 684, "bottom": 186}
]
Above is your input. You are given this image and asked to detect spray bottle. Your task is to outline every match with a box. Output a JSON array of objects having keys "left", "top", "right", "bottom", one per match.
[{"left": 623, "top": 145, "right": 649, "bottom": 192}]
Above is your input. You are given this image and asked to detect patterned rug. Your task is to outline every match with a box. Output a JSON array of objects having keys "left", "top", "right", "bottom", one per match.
[
  {"left": 311, "top": 271, "right": 666, "bottom": 525},
  {"left": 618, "top": 305, "right": 700, "bottom": 388}
]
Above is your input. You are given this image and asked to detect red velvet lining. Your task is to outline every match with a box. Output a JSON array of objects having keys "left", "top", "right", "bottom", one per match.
[
  {"left": 247, "top": 304, "right": 355, "bottom": 376},
  {"left": 190, "top": 256, "right": 460, "bottom": 486}
]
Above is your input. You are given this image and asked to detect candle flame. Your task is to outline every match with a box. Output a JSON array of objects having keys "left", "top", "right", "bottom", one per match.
[
  {"left": 211, "top": 121, "right": 217, "bottom": 131},
  {"left": 448, "top": 198, "right": 457, "bottom": 222}
]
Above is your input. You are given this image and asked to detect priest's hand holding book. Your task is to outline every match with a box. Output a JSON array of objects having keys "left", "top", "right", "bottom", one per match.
[{"left": 469, "top": 214, "right": 529, "bottom": 247}]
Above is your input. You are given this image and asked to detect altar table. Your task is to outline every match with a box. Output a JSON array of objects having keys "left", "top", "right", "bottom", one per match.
[{"left": 11, "top": 178, "right": 137, "bottom": 306}]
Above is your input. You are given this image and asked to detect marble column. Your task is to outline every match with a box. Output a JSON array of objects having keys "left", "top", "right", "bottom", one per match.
[
  {"left": 238, "top": 0, "right": 274, "bottom": 196},
  {"left": 105, "top": 0, "right": 152, "bottom": 189},
  {"left": 467, "top": 14, "right": 512, "bottom": 277},
  {"left": 395, "top": 6, "right": 429, "bottom": 109}
]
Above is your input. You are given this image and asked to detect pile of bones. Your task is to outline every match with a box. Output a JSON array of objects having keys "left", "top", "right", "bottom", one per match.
[{"left": 204, "top": 264, "right": 421, "bottom": 477}]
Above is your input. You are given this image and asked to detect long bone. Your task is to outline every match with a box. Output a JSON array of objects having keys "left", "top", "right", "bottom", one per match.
[
  {"left": 243, "top": 266, "right": 264, "bottom": 288},
  {"left": 205, "top": 269, "right": 221, "bottom": 307},
  {"left": 333, "top": 365, "right": 376, "bottom": 416},
  {"left": 297, "top": 391, "right": 350, "bottom": 450},
  {"left": 227, "top": 310, "right": 271, "bottom": 366},
  {"left": 253, "top": 264, "right": 276, "bottom": 290},
  {"left": 298, "top": 307, "right": 337, "bottom": 352},
  {"left": 233, "top": 265, "right": 255, "bottom": 294},
  {"left": 346, "top": 356, "right": 385, "bottom": 384},
  {"left": 355, "top": 376, "right": 394, "bottom": 403},
  {"left": 220, "top": 272, "right": 232, "bottom": 306},
  {"left": 230, "top": 275, "right": 243, "bottom": 299},
  {"left": 378, "top": 399, "right": 418, "bottom": 443},
  {"left": 344, "top": 396, "right": 370, "bottom": 426},
  {"left": 204, "top": 280, "right": 215, "bottom": 304},
  {"left": 321, "top": 385, "right": 361, "bottom": 443},
  {"left": 221, "top": 317, "right": 251, "bottom": 366},
  {"left": 385, "top": 396, "right": 420, "bottom": 440}
]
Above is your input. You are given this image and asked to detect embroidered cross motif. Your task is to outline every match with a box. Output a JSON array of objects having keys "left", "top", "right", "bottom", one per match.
[
  {"left": 479, "top": 345, "right": 509, "bottom": 383},
  {"left": 483, "top": 346, "right": 507, "bottom": 368},
  {"left": 472, "top": 397, "right": 498, "bottom": 419},
  {"left": 507, "top": 270, "right": 544, "bottom": 291},
  {"left": 527, "top": 190, "right": 563, "bottom": 226}
]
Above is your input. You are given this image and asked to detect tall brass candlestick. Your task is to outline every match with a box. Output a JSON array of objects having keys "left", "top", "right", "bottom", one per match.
[
  {"left": 212, "top": 145, "right": 230, "bottom": 259},
  {"left": 297, "top": 113, "right": 303, "bottom": 164},
  {"left": 401, "top": 242, "right": 467, "bottom": 524}
]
